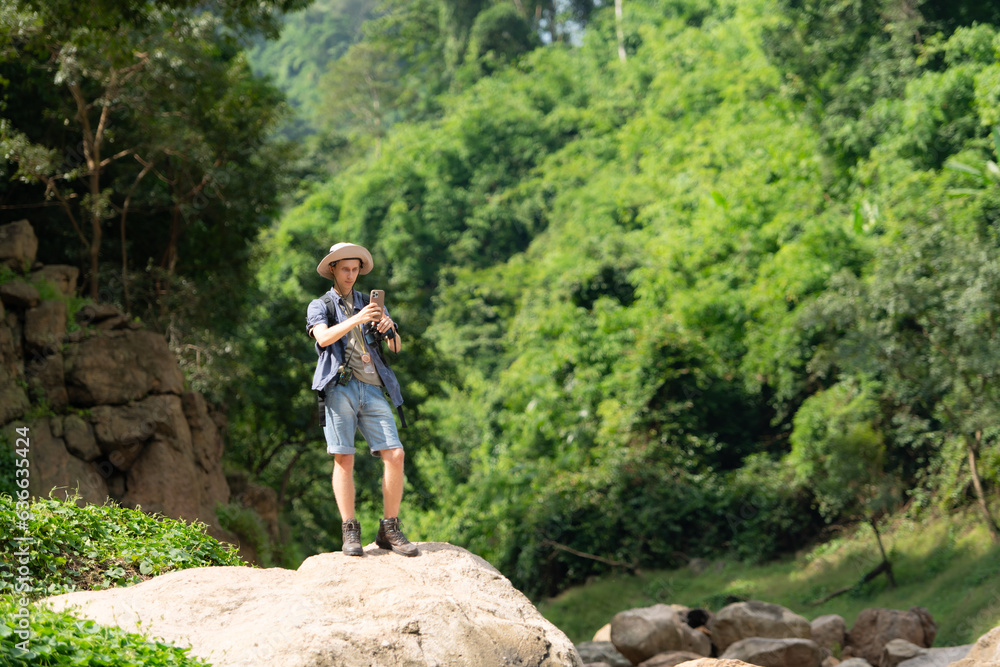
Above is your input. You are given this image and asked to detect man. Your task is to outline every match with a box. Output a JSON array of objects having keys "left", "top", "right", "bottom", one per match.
[{"left": 306, "top": 242, "right": 417, "bottom": 557}]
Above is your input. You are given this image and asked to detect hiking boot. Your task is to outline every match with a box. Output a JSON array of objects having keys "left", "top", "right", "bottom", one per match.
[
  {"left": 342, "top": 519, "right": 363, "bottom": 556},
  {"left": 376, "top": 517, "right": 418, "bottom": 557}
]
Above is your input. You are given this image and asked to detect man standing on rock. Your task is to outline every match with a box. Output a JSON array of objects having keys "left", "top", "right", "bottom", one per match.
[{"left": 306, "top": 242, "right": 418, "bottom": 558}]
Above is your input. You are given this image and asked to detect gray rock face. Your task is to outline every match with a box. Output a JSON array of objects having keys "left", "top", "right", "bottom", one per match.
[
  {"left": 64, "top": 329, "right": 185, "bottom": 405},
  {"left": 721, "top": 637, "right": 823, "bottom": 667},
  {"left": 577, "top": 641, "right": 631, "bottom": 667},
  {"left": 611, "top": 604, "right": 712, "bottom": 665},
  {"left": 844, "top": 608, "right": 937, "bottom": 665},
  {"left": 0, "top": 220, "right": 38, "bottom": 270},
  {"left": 708, "top": 601, "right": 813, "bottom": 654},
  {"left": 44, "top": 543, "right": 583, "bottom": 667}
]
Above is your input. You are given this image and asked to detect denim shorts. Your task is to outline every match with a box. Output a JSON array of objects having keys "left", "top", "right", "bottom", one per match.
[{"left": 323, "top": 378, "right": 403, "bottom": 457}]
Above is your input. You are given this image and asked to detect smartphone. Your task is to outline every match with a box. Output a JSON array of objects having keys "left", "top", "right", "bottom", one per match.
[{"left": 370, "top": 289, "right": 384, "bottom": 314}]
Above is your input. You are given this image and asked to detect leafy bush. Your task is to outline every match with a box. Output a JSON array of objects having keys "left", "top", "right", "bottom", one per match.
[{"left": 0, "top": 494, "right": 246, "bottom": 599}]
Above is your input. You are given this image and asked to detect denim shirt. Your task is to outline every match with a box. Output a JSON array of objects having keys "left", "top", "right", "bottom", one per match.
[{"left": 306, "top": 287, "right": 404, "bottom": 408}]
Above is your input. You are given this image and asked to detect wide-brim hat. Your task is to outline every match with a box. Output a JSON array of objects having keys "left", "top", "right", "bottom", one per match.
[{"left": 317, "top": 242, "right": 374, "bottom": 280}]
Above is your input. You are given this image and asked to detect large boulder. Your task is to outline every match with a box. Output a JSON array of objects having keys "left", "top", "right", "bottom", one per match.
[
  {"left": 721, "top": 637, "right": 823, "bottom": 667},
  {"left": 813, "top": 614, "right": 848, "bottom": 652},
  {"left": 64, "top": 329, "right": 185, "bottom": 405},
  {"left": 44, "top": 543, "right": 583, "bottom": 667},
  {"left": 708, "top": 601, "right": 812, "bottom": 653},
  {"left": 948, "top": 627, "right": 1000, "bottom": 667},
  {"left": 612, "top": 604, "right": 713, "bottom": 664},
  {"left": 674, "top": 660, "right": 757, "bottom": 667},
  {"left": 577, "top": 641, "right": 631, "bottom": 667},
  {"left": 844, "top": 608, "right": 937, "bottom": 665},
  {"left": 0, "top": 219, "right": 38, "bottom": 270}
]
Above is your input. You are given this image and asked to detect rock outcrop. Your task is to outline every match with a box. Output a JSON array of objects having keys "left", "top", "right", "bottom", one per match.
[
  {"left": 44, "top": 542, "right": 582, "bottom": 667},
  {"left": 0, "top": 219, "right": 238, "bottom": 543}
]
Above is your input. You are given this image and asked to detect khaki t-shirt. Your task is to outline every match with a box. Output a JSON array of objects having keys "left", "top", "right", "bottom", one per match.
[{"left": 339, "top": 299, "right": 383, "bottom": 387}]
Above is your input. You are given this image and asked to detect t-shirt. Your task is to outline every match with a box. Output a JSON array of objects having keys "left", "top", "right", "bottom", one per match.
[{"left": 338, "top": 299, "right": 383, "bottom": 387}]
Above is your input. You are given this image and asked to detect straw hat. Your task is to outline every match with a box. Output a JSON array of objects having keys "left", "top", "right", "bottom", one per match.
[{"left": 316, "top": 242, "right": 374, "bottom": 280}]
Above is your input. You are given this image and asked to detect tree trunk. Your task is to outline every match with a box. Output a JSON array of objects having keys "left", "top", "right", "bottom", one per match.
[
  {"left": 967, "top": 431, "right": 1000, "bottom": 542},
  {"left": 869, "top": 518, "right": 896, "bottom": 588},
  {"left": 615, "top": 0, "right": 627, "bottom": 62}
]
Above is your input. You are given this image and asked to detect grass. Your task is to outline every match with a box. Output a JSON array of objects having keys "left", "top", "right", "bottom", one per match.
[{"left": 537, "top": 506, "right": 1000, "bottom": 646}]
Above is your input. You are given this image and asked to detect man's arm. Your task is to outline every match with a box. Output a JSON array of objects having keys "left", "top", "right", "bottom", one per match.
[{"left": 310, "top": 302, "right": 383, "bottom": 347}]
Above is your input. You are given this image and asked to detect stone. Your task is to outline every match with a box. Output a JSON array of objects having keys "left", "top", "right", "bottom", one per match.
[
  {"left": 708, "top": 600, "right": 813, "bottom": 654},
  {"left": 30, "top": 264, "right": 79, "bottom": 297},
  {"left": 0, "top": 320, "right": 29, "bottom": 424},
  {"left": 64, "top": 329, "right": 185, "bottom": 405},
  {"left": 2, "top": 418, "right": 108, "bottom": 505},
  {"left": 90, "top": 397, "right": 178, "bottom": 451},
  {"left": 948, "top": 627, "right": 1000, "bottom": 667},
  {"left": 673, "top": 660, "right": 757, "bottom": 667},
  {"left": 61, "top": 413, "right": 101, "bottom": 461},
  {"left": 898, "top": 645, "right": 972, "bottom": 667},
  {"left": 813, "top": 615, "right": 848, "bottom": 652},
  {"left": 43, "top": 543, "right": 583, "bottom": 667},
  {"left": 577, "top": 641, "right": 631, "bottom": 667},
  {"left": 0, "top": 280, "right": 41, "bottom": 308},
  {"left": 721, "top": 637, "right": 823, "bottom": 667},
  {"left": 843, "top": 608, "right": 937, "bottom": 665},
  {"left": 24, "top": 300, "right": 68, "bottom": 354},
  {"left": 594, "top": 623, "right": 612, "bottom": 641},
  {"left": 822, "top": 657, "right": 841, "bottom": 667},
  {"left": 612, "top": 604, "right": 713, "bottom": 664},
  {"left": 117, "top": 394, "right": 229, "bottom": 531},
  {"left": 640, "top": 651, "right": 706, "bottom": 667},
  {"left": 883, "top": 639, "right": 928, "bottom": 667},
  {"left": 25, "top": 351, "right": 67, "bottom": 411},
  {"left": 0, "top": 220, "right": 38, "bottom": 271},
  {"left": 839, "top": 660, "right": 873, "bottom": 667},
  {"left": 74, "top": 303, "right": 123, "bottom": 326}
]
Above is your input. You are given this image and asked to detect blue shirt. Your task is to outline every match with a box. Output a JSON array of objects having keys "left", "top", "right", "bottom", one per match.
[{"left": 306, "top": 287, "right": 404, "bottom": 408}]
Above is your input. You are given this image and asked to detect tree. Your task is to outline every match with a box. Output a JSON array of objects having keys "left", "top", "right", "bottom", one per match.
[
  {"left": 0, "top": 0, "right": 299, "bottom": 309},
  {"left": 789, "top": 378, "right": 899, "bottom": 593}
]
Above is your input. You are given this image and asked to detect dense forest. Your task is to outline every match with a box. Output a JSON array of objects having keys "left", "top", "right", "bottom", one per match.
[{"left": 3, "top": 0, "right": 1000, "bottom": 599}]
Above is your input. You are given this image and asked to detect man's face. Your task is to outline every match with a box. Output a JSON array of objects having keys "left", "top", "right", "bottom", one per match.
[{"left": 333, "top": 259, "right": 362, "bottom": 292}]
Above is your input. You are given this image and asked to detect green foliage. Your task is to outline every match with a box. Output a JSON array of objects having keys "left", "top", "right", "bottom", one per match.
[
  {"left": 0, "top": 494, "right": 245, "bottom": 599},
  {"left": 0, "top": 596, "right": 210, "bottom": 667},
  {"left": 788, "top": 379, "right": 891, "bottom": 521},
  {"left": 216, "top": 501, "right": 276, "bottom": 568}
]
